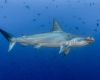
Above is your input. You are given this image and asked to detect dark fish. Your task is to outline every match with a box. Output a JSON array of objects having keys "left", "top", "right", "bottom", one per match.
[
  {"left": 75, "top": 26, "right": 79, "bottom": 30},
  {"left": 92, "top": 2, "right": 95, "bottom": 6},
  {"left": 73, "top": 15, "right": 77, "bottom": 18},
  {"left": 96, "top": 23, "right": 99, "bottom": 27},
  {"left": 78, "top": 17, "right": 82, "bottom": 20},
  {"left": 90, "top": 2, "right": 95, "bottom": 6},
  {"left": 23, "top": 2, "right": 26, "bottom": 4},
  {"left": 90, "top": 3, "right": 92, "bottom": 6},
  {"left": 45, "top": 6, "right": 48, "bottom": 9},
  {"left": 52, "top": 0, "right": 55, "bottom": 2},
  {"left": 5, "top": 0, "right": 7, "bottom": 3},
  {"left": 82, "top": 21, "right": 86, "bottom": 24},
  {"left": 25, "top": 5, "right": 30, "bottom": 9},
  {"left": 77, "top": 0, "right": 80, "bottom": 3},
  {"left": 96, "top": 19, "right": 100, "bottom": 22},
  {"left": 33, "top": 19, "right": 36, "bottom": 22},
  {"left": 0, "top": 6, "right": 3, "bottom": 8},
  {"left": 40, "top": 24, "right": 45, "bottom": 27},
  {"left": 3, "top": 16, "right": 7, "bottom": 19},
  {"left": 55, "top": 5, "right": 58, "bottom": 8},
  {"left": 93, "top": 28, "right": 97, "bottom": 32},
  {"left": 37, "top": 13, "right": 41, "bottom": 16}
]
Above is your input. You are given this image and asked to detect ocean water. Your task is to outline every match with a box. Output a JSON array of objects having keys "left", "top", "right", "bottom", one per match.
[{"left": 0, "top": 0, "right": 100, "bottom": 80}]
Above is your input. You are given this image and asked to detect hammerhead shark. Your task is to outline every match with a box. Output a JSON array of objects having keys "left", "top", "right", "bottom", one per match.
[{"left": 0, "top": 20, "right": 95, "bottom": 55}]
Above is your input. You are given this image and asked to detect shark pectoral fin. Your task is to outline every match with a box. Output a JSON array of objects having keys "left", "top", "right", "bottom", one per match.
[
  {"left": 59, "top": 45, "right": 70, "bottom": 54},
  {"left": 8, "top": 42, "right": 16, "bottom": 52},
  {"left": 64, "top": 48, "right": 71, "bottom": 56},
  {"left": 59, "top": 45, "right": 71, "bottom": 55},
  {"left": 59, "top": 45, "right": 64, "bottom": 54}
]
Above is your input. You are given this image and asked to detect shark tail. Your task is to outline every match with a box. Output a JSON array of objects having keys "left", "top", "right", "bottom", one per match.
[{"left": 0, "top": 29, "right": 16, "bottom": 52}]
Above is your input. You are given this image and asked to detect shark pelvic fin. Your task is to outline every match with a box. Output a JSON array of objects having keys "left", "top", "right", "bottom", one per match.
[
  {"left": 59, "top": 45, "right": 64, "bottom": 54},
  {"left": 63, "top": 48, "right": 71, "bottom": 56},
  {"left": 52, "top": 20, "right": 63, "bottom": 32},
  {"left": 8, "top": 42, "right": 16, "bottom": 52}
]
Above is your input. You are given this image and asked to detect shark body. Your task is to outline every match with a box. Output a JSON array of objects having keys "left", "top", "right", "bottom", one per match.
[{"left": 0, "top": 20, "right": 95, "bottom": 55}]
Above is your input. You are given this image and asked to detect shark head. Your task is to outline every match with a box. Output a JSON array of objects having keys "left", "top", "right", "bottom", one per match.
[
  {"left": 84, "top": 37, "right": 95, "bottom": 45},
  {"left": 66, "top": 37, "right": 95, "bottom": 47}
]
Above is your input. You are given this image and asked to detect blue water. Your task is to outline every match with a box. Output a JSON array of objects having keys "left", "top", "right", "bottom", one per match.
[{"left": 0, "top": 0, "right": 100, "bottom": 80}]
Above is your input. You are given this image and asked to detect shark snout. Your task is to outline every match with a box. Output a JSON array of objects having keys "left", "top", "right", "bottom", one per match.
[{"left": 85, "top": 37, "right": 95, "bottom": 44}]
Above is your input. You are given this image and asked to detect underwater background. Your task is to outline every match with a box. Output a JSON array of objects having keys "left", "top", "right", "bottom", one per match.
[{"left": 0, "top": 0, "right": 100, "bottom": 80}]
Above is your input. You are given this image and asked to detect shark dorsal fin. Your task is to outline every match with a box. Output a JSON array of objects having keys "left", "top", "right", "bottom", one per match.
[{"left": 52, "top": 20, "right": 63, "bottom": 32}]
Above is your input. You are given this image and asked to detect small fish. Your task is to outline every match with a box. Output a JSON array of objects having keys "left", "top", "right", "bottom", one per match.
[
  {"left": 78, "top": 17, "right": 82, "bottom": 20},
  {"left": 5, "top": 0, "right": 7, "bottom": 3},
  {"left": 73, "top": 15, "right": 77, "bottom": 18},
  {"left": 89, "top": 2, "right": 95, "bottom": 6},
  {"left": 0, "top": 6, "right": 3, "bottom": 8},
  {"left": 96, "top": 23, "right": 99, "bottom": 27},
  {"left": 23, "top": 2, "right": 26, "bottom": 4},
  {"left": 92, "top": 2, "right": 95, "bottom": 6},
  {"left": 90, "top": 3, "right": 92, "bottom": 6},
  {"left": 40, "top": 24, "right": 45, "bottom": 27},
  {"left": 55, "top": 5, "right": 58, "bottom": 8},
  {"left": 77, "top": 0, "right": 80, "bottom": 3},
  {"left": 3, "top": 16, "right": 7, "bottom": 19},
  {"left": 25, "top": 5, "right": 30, "bottom": 9},
  {"left": 82, "top": 21, "right": 86, "bottom": 24},
  {"left": 45, "top": 6, "right": 48, "bottom": 9},
  {"left": 33, "top": 19, "right": 36, "bottom": 22},
  {"left": 37, "top": 13, "right": 41, "bottom": 16},
  {"left": 52, "top": 0, "right": 55, "bottom": 2},
  {"left": 96, "top": 19, "right": 100, "bottom": 22},
  {"left": 75, "top": 26, "right": 79, "bottom": 30},
  {"left": 93, "top": 28, "right": 97, "bottom": 32}
]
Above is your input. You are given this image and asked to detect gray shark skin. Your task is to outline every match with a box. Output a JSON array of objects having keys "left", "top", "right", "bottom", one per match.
[{"left": 0, "top": 20, "right": 95, "bottom": 55}]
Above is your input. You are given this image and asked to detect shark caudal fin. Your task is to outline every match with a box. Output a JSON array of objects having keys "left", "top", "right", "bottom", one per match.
[{"left": 0, "top": 29, "right": 16, "bottom": 52}]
